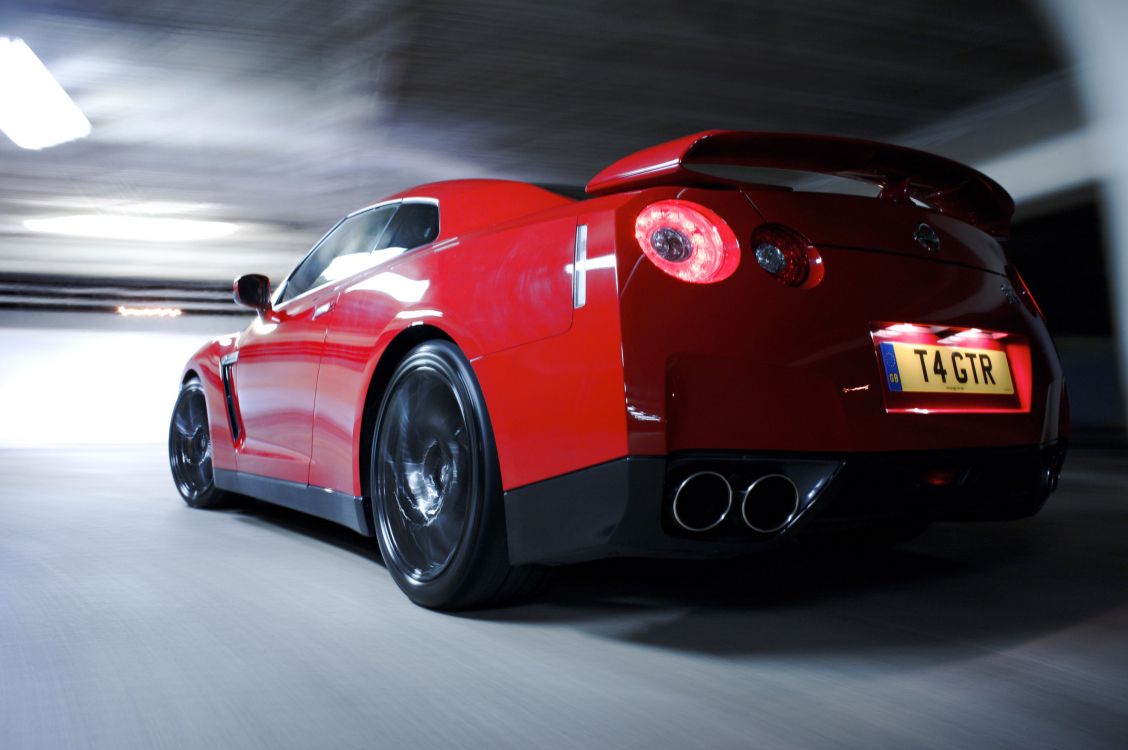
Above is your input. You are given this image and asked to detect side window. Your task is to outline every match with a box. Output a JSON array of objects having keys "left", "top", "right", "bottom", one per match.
[
  {"left": 370, "top": 202, "right": 440, "bottom": 264},
  {"left": 279, "top": 204, "right": 397, "bottom": 303}
]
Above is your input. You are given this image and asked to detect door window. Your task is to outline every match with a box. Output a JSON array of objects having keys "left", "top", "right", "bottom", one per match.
[{"left": 279, "top": 204, "right": 397, "bottom": 303}]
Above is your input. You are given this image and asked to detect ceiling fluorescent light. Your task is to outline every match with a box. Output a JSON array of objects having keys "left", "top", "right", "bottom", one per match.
[
  {"left": 0, "top": 38, "right": 92, "bottom": 150},
  {"left": 24, "top": 215, "right": 238, "bottom": 242},
  {"left": 117, "top": 306, "right": 183, "bottom": 318}
]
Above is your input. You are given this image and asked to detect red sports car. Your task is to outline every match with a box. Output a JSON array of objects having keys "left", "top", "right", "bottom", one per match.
[{"left": 169, "top": 131, "right": 1068, "bottom": 609}]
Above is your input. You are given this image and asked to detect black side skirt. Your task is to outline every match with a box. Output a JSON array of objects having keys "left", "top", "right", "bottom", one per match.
[{"left": 214, "top": 468, "right": 373, "bottom": 536}]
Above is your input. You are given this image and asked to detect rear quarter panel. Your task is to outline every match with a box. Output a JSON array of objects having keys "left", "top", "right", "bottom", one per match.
[
  {"left": 472, "top": 198, "right": 633, "bottom": 490},
  {"left": 310, "top": 200, "right": 632, "bottom": 495}
]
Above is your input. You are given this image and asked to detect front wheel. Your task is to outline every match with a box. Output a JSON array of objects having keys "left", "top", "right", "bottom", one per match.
[
  {"left": 370, "top": 341, "right": 542, "bottom": 610},
  {"left": 168, "top": 378, "right": 234, "bottom": 509}
]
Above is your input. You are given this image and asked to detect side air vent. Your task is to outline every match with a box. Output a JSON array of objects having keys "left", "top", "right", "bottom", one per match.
[{"left": 220, "top": 354, "right": 242, "bottom": 442}]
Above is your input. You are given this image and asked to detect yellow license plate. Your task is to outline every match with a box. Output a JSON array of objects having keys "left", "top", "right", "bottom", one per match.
[{"left": 879, "top": 341, "right": 1014, "bottom": 395}]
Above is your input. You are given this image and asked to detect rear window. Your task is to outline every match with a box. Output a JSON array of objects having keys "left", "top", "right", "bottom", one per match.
[
  {"left": 368, "top": 201, "right": 440, "bottom": 266},
  {"left": 381, "top": 202, "right": 439, "bottom": 250}
]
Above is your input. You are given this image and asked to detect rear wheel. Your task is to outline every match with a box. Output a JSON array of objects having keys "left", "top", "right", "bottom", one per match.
[
  {"left": 168, "top": 378, "right": 234, "bottom": 509},
  {"left": 370, "top": 341, "right": 542, "bottom": 610}
]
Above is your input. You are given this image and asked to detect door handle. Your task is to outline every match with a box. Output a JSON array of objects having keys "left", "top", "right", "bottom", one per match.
[{"left": 312, "top": 300, "right": 335, "bottom": 320}]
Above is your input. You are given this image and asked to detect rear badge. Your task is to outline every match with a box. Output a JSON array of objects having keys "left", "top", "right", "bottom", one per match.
[{"left": 914, "top": 222, "right": 941, "bottom": 252}]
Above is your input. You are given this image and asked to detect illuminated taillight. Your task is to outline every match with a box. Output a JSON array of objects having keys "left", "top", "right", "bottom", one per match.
[
  {"left": 750, "top": 224, "right": 816, "bottom": 287},
  {"left": 1006, "top": 264, "right": 1045, "bottom": 320},
  {"left": 634, "top": 200, "right": 741, "bottom": 284}
]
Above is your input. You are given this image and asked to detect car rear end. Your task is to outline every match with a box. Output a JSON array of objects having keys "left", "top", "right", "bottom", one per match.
[
  {"left": 612, "top": 183, "right": 1066, "bottom": 548},
  {"left": 502, "top": 131, "right": 1066, "bottom": 566}
]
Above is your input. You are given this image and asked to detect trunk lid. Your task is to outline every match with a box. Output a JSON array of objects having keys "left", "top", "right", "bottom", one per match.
[{"left": 742, "top": 188, "right": 1008, "bottom": 275}]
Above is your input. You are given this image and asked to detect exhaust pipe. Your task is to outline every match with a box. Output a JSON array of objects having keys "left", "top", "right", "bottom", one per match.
[
  {"left": 741, "top": 474, "right": 800, "bottom": 533},
  {"left": 672, "top": 471, "right": 733, "bottom": 532}
]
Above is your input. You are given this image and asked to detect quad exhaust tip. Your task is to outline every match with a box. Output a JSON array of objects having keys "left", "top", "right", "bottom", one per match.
[
  {"left": 671, "top": 471, "right": 733, "bottom": 532},
  {"left": 741, "top": 474, "right": 800, "bottom": 533}
]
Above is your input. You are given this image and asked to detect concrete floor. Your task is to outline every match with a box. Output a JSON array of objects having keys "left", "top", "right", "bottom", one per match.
[{"left": 0, "top": 446, "right": 1125, "bottom": 749}]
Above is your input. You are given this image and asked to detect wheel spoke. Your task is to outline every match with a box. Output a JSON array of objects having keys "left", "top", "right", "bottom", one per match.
[
  {"left": 194, "top": 454, "right": 210, "bottom": 490},
  {"left": 402, "top": 377, "right": 440, "bottom": 446},
  {"left": 427, "top": 499, "right": 464, "bottom": 556},
  {"left": 187, "top": 391, "right": 207, "bottom": 430},
  {"left": 388, "top": 391, "right": 416, "bottom": 449},
  {"left": 405, "top": 522, "right": 435, "bottom": 567},
  {"left": 172, "top": 403, "right": 195, "bottom": 437}
]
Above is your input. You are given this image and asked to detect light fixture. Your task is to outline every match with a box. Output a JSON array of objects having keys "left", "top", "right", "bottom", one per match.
[
  {"left": 0, "top": 38, "right": 91, "bottom": 150},
  {"left": 117, "top": 306, "right": 183, "bottom": 318},
  {"left": 24, "top": 215, "right": 238, "bottom": 242}
]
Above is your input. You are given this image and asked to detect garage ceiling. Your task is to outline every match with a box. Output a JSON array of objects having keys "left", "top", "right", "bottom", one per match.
[{"left": 0, "top": 0, "right": 1077, "bottom": 282}]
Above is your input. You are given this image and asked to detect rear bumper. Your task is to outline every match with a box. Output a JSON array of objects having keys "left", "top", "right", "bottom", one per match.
[{"left": 503, "top": 441, "right": 1067, "bottom": 565}]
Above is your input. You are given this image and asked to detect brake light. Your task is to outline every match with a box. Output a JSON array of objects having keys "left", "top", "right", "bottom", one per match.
[
  {"left": 1006, "top": 264, "right": 1045, "bottom": 320},
  {"left": 751, "top": 224, "right": 819, "bottom": 287},
  {"left": 634, "top": 200, "right": 741, "bottom": 283}
]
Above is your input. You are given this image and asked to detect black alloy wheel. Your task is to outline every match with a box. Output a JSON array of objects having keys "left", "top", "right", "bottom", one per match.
[
  {"left": 371, "top": 340, "right": 542, "bottom": 610},
  {"left": 169, "top": 378, "right": 232, "bottom": 509}
]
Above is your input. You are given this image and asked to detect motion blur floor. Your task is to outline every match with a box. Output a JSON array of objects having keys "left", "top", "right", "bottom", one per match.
[{"left": 1, "top": 447, "right": 1125, "bottom": 749}]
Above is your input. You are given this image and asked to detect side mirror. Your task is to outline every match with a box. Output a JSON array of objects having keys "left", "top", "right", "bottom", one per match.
[{"left": 233, "top": 274, "right": 271, "bottom": 311}]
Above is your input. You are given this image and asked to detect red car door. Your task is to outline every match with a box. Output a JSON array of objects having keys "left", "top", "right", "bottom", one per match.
[
  {"left": 232, "top": 204, "right": 398, "bottom": 485},
  {"left": 232, "top": 286, "right": 337, "bottom": 484}
]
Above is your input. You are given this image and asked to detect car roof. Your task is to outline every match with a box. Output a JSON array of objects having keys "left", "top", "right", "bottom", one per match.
[{"left": 377, "top": 179, "right": 575, "bottom": 240}]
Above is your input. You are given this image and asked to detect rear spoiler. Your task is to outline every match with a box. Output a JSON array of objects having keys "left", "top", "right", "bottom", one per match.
[{"left": 586, "top": 130, "right": 1015, "bottom": 238}]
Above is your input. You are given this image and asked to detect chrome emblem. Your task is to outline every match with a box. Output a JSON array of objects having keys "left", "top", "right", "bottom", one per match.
[{"left": 914, "top": 222, "right": 940, "bottom": 252}]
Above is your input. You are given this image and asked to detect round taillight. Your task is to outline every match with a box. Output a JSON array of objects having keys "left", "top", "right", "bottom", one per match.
[
  {"left": 634, "top": 200, "right": 741, "bottom": 284},
  {"left": 750, "top": 224, "right": 814, "bottom": 287}
]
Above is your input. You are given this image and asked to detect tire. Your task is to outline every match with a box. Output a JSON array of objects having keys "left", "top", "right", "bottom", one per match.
[
  {"left": 168, "top": 377, "right": 234, "bottom": 509},
  {"left": 370, "top": 340, "right": 543, "bottom": 610}
]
